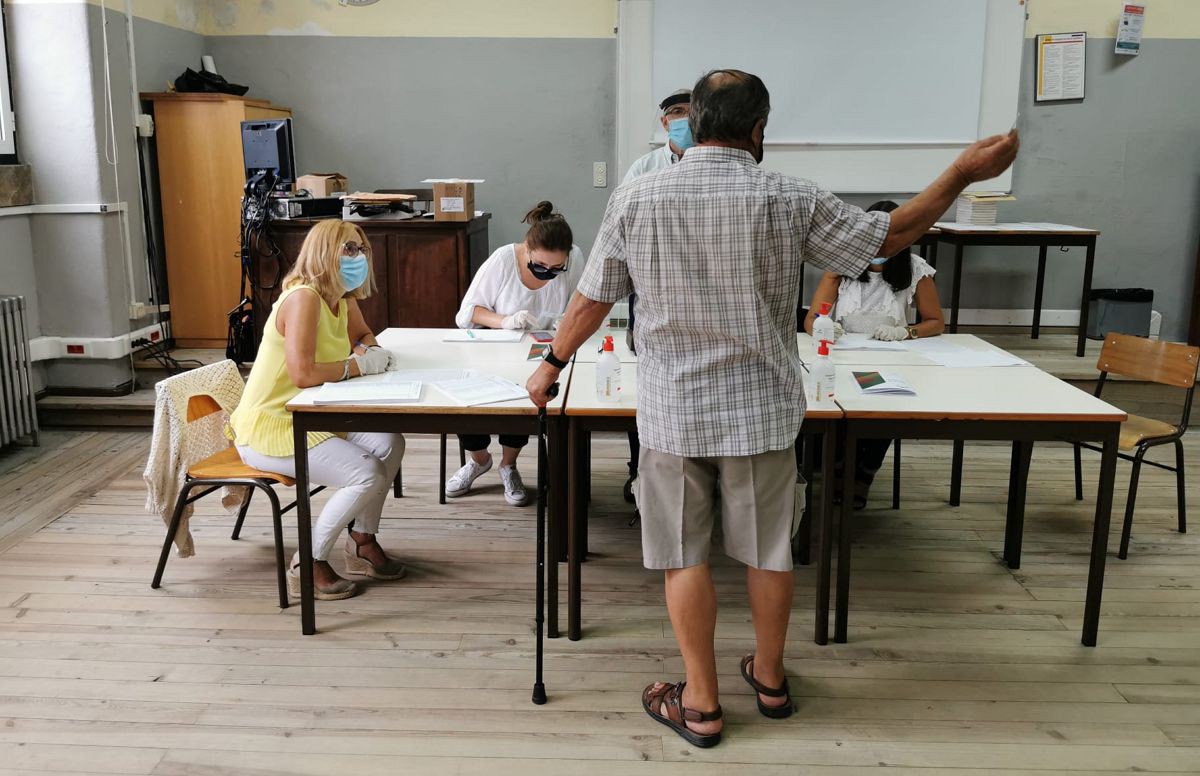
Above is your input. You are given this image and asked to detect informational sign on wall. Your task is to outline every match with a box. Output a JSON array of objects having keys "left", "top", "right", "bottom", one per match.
[
  {"left": 1035, "top": 32, "right": 1086, "bottom": 102},
  {"left": 1116, "top": 4, "right": 1146, "bottom": 56}
]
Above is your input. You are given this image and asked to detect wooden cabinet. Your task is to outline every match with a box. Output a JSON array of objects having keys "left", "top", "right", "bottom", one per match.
[
  {"left": 251, "top": 215, "right": 491, "bottom": 343},
  {"left": 144, "top": 92, "right": 291, "bottom": 347}
]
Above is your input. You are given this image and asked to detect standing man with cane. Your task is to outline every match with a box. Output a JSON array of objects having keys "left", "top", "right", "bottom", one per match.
[{"left": 528, "top": 69, "right": 1017, "bottom": 747}]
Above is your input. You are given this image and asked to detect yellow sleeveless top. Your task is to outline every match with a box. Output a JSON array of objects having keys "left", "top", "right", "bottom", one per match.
[{"left": 230, "top": 284, "right": 349, "bottom": 457}]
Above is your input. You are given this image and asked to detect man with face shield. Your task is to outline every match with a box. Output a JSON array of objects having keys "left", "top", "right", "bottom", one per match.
[{"left": 623, "top": 88, "right": 693, "bottom": 184}]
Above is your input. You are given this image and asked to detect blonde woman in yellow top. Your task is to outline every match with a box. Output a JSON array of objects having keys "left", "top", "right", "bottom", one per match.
[{"left": 230, "top": 220, "right": 406, "bottom": 601}]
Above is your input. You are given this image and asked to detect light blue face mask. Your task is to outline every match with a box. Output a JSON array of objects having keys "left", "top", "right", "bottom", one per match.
[
  {"left": 869, "top": 256, "right": 889, "bottom": 267},
  {"left": 340, "top": 253, "right": 369, "bottom": 292},
  {"left": 667, "top": 117, "right": 694, "bottom": 152}
]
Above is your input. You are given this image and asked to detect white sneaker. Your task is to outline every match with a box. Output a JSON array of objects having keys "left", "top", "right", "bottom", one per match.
[
  {"left": 446, "top": 456, "right": 493, "bottom": 498},
  {"left": 499, "top": 465, "right": 531, "bottom": 507}
]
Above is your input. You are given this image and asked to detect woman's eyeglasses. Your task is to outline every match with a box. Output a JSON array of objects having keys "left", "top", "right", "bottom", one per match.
[{"left": 342, "top": 241, "right": 367, "bottom": 255}]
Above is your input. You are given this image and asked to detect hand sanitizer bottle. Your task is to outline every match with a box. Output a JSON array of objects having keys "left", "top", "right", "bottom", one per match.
[
  {"left": 596, "top": 335, "right": 622, "bottom": 402},
  {"left": 811, "top": 302, "right": 838, "bottom": 344},
  {"left": 811, "top": 339, "right": 836, "bottom": 401}
]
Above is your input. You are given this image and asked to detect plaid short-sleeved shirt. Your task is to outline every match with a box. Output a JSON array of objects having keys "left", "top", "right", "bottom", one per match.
[{"left": 578, "top": 146, "right": 889, "bottom": 457}]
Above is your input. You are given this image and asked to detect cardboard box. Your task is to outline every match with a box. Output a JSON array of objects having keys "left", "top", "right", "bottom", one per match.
[
  {"left": 426, "top": 179, "right": 478, "bottom": 222},
  {"left": 296, "top": 172, "right": 349, "bottom": 198}
]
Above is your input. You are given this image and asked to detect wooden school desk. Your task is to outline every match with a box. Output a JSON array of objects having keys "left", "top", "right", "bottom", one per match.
[
  {"left": 286, "top": 329, "right": 570, "bottom": 637},
  {"left": 933, "top": 223, "right": 1100, "bottom": 356},
  {"left": 827, "top": 363, "right": 1125, "bottom": 647},
  {"left": 562, "top": 361, "right": 844, "bottom": 644}
]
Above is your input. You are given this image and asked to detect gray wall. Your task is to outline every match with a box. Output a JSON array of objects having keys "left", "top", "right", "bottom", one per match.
[
  {"left": 132, "top": 16, "right": 204, "bottom": 92},
  {"left": 942, "top": 37, "right": 1200, "bottom": 339},
  {"left": 204, "top": 36, "right": 616, "bottom": 254},
  {"left": 0, "top": 215, "right": 43, "bottom": 392}
]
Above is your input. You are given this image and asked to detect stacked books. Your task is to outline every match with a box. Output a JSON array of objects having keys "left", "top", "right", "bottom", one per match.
[{"left": 955, "top": 192, "right": 1015, "bottom": 225}]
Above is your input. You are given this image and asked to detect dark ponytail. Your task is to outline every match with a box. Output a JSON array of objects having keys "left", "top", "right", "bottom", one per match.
[
  {"left": 856, "top": 200, "right": 912, "bottom": 293},
  {"left": 522, "top": 200, "right": 573, "bottom": 254}
]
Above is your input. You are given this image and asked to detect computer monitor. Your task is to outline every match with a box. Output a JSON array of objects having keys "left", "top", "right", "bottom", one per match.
[{"left": 241, "top": 118, "right": 296, "bottom": 191}]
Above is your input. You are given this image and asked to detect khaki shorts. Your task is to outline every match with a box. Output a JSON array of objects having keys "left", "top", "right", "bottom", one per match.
[{"left": 634, "top": 446, "right": 805, "bottom": 572}]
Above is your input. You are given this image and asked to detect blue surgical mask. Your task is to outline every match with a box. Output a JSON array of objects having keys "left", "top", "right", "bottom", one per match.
[
  {"left": 340, "top": 253, "right": 369, "bottom": 292},
  {"left": 667, "top": 118, "right": 694, "bottom": 153},
  {"left": 869, "top": 256, "right": 889, "bottom": 267}
]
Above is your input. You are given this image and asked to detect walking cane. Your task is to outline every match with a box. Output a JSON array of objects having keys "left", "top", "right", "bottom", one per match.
[{"left": 532, "top": 382, "right": 559, "bottom": 706}]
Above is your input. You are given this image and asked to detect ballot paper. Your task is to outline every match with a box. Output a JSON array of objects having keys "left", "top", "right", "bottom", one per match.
[
  {"left": 832, "top": 333, "right": 909, "bottom": 351},
  {"left": 442, "top": 330, "right": 524, "bottom": 343},
  {"left": 852, "top": 371, "right": 916, "bottom": 396},
  {"left": 435, "top": 375, "right": 530, "bottom": 407},
  {"left": 905, "top": 338, "right": 1029, "bottom": 368},
  {"left": 314, "top": 379, "right": 422, "bottom": 405}
]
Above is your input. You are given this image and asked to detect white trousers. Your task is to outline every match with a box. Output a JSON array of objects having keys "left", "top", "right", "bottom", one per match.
[{"left": 238, "top": 433, "right": 405, "bottom": 561}]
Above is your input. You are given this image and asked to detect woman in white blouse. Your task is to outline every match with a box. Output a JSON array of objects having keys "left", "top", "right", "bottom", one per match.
[
  {"left": 804, "top": 200, "right": 945, "bottom": 507},
  {"left": 448, "top": 201, "right": 582, "bottom": 506}
]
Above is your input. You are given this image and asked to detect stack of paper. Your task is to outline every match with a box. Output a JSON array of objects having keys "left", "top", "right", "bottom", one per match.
[
  {"left": 831, "top": 333, "right": 908, "bottom": 352},
  {"left": 955, "top": 192, "right": 1015, "bottom": 225},
  {"left": 852, "top": 371, "right": 916, "bottom": 396},
  {"left": 314, "top": 380, "right": 422, "bottom": 405}
]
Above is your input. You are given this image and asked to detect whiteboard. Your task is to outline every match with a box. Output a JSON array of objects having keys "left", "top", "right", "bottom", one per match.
[
  {"left": 653, "top": 0, "right": 987, "bottom": 144},
  {"left": 617, "top": 0, "right": 1024, "bottom": 192}
]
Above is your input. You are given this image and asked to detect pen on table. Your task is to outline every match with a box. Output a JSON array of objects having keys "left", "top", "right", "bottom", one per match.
[{"left": 467, "top": 330, "right": 476, "bottom": 339}]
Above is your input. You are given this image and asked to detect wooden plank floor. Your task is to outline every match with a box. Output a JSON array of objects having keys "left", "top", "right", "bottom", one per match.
[{"left": 1, "top": 430, "right": 1199, "bottom": 774}]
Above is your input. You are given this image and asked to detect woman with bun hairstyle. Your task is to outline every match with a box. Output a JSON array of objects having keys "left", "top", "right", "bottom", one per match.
[{"left": 448, "top": 201, "right": 583, "bottom": 506}]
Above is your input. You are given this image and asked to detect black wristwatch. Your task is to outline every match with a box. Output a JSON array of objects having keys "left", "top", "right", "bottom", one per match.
[{"left": 543, "top": 345, "right": 570, "bottom": 370}]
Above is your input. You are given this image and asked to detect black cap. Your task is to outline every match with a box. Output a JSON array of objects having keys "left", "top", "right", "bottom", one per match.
[{"left": 659, "top": 89, "right": 691, "bottom": 112}]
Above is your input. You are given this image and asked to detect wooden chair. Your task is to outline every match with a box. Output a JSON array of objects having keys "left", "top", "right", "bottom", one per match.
[
  {"left": 1074, "top": 334, "right": 1199, "bottom": 559},
  {"left": 151, "top": 394, "right": 326, "bottom": 608}
]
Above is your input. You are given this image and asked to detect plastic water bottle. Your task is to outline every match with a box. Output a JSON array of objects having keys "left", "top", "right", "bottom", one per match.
[
  {"left": 811, "top": 339, "right": 836, "bottom": 401},
  {"left": 811, "top": 301, "right": 837, "bottom": 343},
  {"left": 596, "top": 335, "right": 622, "bottom": 402}
]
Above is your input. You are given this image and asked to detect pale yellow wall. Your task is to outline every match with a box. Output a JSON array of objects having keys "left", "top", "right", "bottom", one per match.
[
  {"left": 1025, "top": 0, "right": 1200, "bottom": 39},
  {"left": 29, "top": 0, "right": 617, "bottom": 38}
]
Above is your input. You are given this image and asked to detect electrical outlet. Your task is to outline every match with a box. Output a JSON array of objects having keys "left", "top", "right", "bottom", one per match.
[{"left": 592, "top": 162, "right": 607, "bottom": 188}]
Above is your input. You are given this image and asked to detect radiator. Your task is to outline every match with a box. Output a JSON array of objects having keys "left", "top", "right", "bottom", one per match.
[{"left": 0, "top": 295, "right": 39, "bottom": 447}]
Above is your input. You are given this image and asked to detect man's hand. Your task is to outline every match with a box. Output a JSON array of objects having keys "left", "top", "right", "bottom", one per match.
[
  {"left": 952, "top": 129, "right": 1020, "bottom": 185},
  {"left": 527, "top": 362, "right": 561, "bottom": 407}
]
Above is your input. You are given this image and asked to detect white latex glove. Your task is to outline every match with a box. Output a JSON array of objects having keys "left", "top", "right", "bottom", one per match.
[
  {"left": 501, "top": 310, "right": 539, "bottom": 330},
  {"left": 351, "top": 346, "right": 391, "bottom": 376},
  {"left": 365, "top": 345, "right": 396, "bottom": 372},
  {"left": 872, "top": 324, "right": 909, "bottom": 342},
  {"left": 831, "top": 321, "right": 845, "bottom": 341}
]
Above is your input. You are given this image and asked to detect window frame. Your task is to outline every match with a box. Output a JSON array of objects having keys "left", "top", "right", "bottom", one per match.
[{"left": 0, "top": 0, "right": 17, "bottom": 163}]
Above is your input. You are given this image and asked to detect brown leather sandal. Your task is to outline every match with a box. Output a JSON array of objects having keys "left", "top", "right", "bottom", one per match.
[
  {"left": 740, "top": 654, "right": 793, "bottom": 719},
  {"left": 641, "top": 680, "right": 723, "bottom": 748}
]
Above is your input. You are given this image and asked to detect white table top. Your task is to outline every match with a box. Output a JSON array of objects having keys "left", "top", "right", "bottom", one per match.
[
  {"left": 934, "top": 221, "right": 1099, "bottom": 236},
  {"left": 287, "top": 328, "right": 566, "bottom": 415},
  {"left": 567, "top": 361, "right": 841, "bottom": 419},
  {"left": 833, "top": 364, "right": 1124, "bottom": 422},
  {"left": 797, "top": 333, "right": 1015, "bottom": 367}
]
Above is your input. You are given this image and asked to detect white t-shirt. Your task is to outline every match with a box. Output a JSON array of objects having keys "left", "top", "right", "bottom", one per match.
[
  {"left": 455, "top": 243, "right": 584, "bottom": 329},
  {"left": 622, "top": 144, "right": 679, "bottom": 184},
  {"left": 833, "top": 252, "right": 936, "bottom": 333}
]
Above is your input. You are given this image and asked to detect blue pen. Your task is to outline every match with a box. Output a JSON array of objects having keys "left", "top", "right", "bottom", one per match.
[{"left": 467, "top": 330, "right": 476, "bottom": 339}]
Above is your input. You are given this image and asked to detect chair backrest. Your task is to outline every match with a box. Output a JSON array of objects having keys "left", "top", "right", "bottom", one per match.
[
  {"left": 1096, "top": 333, "right": 1200, "bottom": 388},
  {"left": 186, "top": 394, "right": 223, "bottom": 423}
]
